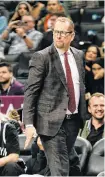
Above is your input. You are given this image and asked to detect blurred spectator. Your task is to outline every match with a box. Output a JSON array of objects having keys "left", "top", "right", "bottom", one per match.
[
  {"left": 0, "top": 1, "right": 18, "bottom": 21},
  {"left": 79, "top": 93, "right": 105, "bottom": 146},
  {"left": 84, "top": 45, "right": 101, "bottom": 73},
  {"left": 0, "top": 16, "right": 7, "bottom": 34},
  {"left": 31, "top": 2, "right": 46, "bottom": 21},
  {"left": 1, "top": 15, "right": 43, "bottom": 55},
  {"left": 85, "top": 58, "right": 104, "bottom": 96},
  {"left": 47, "top": 0, "right": 64, "bottom": 13},
  {"left": 100, "top": 41, "right": 105, "bottom": 58},
  {"left": 7, "top": 109, "right": 25, "bottom": 134},
  {"left": 0, "top": 2, "right": 11, "bottom": 21},
  {"left": 37, "top": 0, "right": 65, "bottom": 32},
  {"left": 9, "top": 1, "right": 32, "bottom": 22},
  {"left": 0, "top": 117, "right": 25, "bottom": 175},
  {"left": 0, "top": 62, "right": 24, "bottom": 95}
]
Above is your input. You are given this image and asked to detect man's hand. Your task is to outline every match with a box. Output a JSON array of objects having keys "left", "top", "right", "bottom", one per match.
[
  {"left": 8, "top": 20, "right": 20, "bottom": 30},
  {"left": 37, "top": 137, "right": 44, "bottom": 151},
  {"left": 24, "top": 126, "right": 37, "bottom": 149},
  {"left": 15, "top": 27, "right": 26, "bottom": 37}
]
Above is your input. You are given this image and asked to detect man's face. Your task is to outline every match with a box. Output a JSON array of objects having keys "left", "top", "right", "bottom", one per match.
[
  {"left": 53, "top": 20, "right": 75, "bottom": 51},
  {"left": 47, "top": 0, "right": 59, "bottom": 13},
  {"left": 47, "top": 15, "right": 58, "bottom": 30},
  {"left": 88, "top": 96, "right": 105, "bottom": 120},
  {"left": 22, "top": 16, "right": 34, "bottom": 31},
  {"left": 0, "top": 67, "right": 12, "bottom": 84}
]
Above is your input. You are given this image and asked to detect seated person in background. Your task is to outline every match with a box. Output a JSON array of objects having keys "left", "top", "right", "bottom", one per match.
[
  {"left": 0, "top": 62, "right": 24, "bottom": 95},
  {"left": 25, "top": 136, "right": 81, "bottom": 176},
  {"left": 0, "top": 117, "right": 25, "bottom": 176},
  {"left": 7, "top": 109, "right": 25, "bottom": 134},
  {"left": 79, "top": 93, "right": 105, "bottom": 146},
  {"left": 85, "top": 58, "right": 104, "bottom": 98},
  {"left": 1, "top": 15, "right": 43, "bottom": 55},
  {"left": 9, "top": 1, "right": 32, "bottom": 22},
  {"left": 100, "top": 41, "right": 105, "bottom": 58},
  {"left": 84, "top": 44, "right": 101, "bottom": 73},
  {"left": 37, "top": 0, "right": 65, "bottom": 32}
]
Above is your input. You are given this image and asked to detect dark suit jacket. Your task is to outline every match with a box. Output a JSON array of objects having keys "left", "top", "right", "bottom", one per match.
[{"left": 23, "top": 44, "right": 86, "bottom": 136}]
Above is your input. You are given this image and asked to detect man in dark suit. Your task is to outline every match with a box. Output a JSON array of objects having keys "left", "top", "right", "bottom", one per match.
[{"left": 23, "top": 17, "right": 86, "bottom": 176}]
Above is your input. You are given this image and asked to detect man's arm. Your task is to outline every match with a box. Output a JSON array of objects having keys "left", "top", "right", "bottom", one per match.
[
  {"left": 0, "top": 154, "right": 19, "bottom": 167},
  {"left": 1, "top": 20, "right": 20, "bottom": 40},
  {"left": 0, "top": 123, "right": 20, "bottom": 167},
  {"left": 23, "top": 52, "right": 47, "bottom": 148},
  {"left": 15, "top": 27, "right": 34, "bottom": 49}
]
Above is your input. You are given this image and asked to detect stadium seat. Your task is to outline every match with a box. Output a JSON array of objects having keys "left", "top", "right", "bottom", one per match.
[
  {"left": 80, "top": 23, "right": 104, "bottom": 42},
  {"left": 95, "top": 33, "right": 104, "bottom": 46},
  {"left": 81, "top": 8, "right": 104, "bottom": 23},
  {"left": 74, "top": 136, "right": 92, "bottom": 173},
  {"left": 69, "top": 8, "right": 81, "bottom": 24},
  {"left": 3, "top": 53, "right": 19, "bottom": 63},
  {"left": 14, "top": 52, "right": 34, "bottom": 78},
  {"left": 85, "top": 138, "right": 105, "bottom": 176}
]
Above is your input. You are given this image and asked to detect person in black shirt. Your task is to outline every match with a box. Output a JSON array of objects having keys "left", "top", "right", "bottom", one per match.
[
  {"left": 85, "top": 58, "right": 104, "bottom": 95},
  {"left": 0, "top": 120, "right": 25, "bottom": 176},
  {"left": 79, "top": 92, "right": 105, "bottom": 146}
]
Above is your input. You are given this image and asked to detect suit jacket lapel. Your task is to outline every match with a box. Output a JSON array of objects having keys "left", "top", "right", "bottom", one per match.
[
  {"left": 70, "top": 47, "right": 82, "bottom": 78},
  {"left": 50, "top": 44, "right": 67, "bottom": 91}
]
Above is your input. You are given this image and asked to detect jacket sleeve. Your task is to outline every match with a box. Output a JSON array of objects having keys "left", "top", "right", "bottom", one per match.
[{"left": 23, "top": 52, "right": 47, "bottom": 126}]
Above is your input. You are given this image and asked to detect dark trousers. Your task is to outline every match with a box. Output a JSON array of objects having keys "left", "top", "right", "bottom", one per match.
[
  {"left": 40, "top": 115, "right": 80, "bottom": 176},
  {"left": 0, "top": 162, "right": 25, "bottom": 176}
]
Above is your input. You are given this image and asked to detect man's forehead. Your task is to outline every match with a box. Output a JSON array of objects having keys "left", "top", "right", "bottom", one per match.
[
  {"left": 54, "top": 20, "right": 71, "bottom": 30},
  {"left": 91, "top": 96, "right": 105, "bottom": 103},
  {"left": 0, "top": 66, "right": 8, "bottom": 70},
  {"left": 22, "top": 16, "right": 32, "bottom": 21},
  {"left": 48, "top": 0, "right": 58, "bottom": 5}
]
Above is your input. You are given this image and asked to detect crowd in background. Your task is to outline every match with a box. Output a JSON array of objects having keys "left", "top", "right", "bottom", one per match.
[{"left": 0, "top": 0, "right": 104, "bottom": 176}]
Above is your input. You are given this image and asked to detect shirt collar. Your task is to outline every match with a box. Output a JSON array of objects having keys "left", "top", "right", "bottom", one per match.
[
  {"left": 55, "top": 46, "right": 71, "bottom": 56},
  {"left": 26, "top": 28, "right": 35, "bottom": 34}
]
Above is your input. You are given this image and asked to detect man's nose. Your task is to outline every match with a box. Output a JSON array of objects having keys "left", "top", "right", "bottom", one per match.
[
  {"left": 56, "top": 32, "right": 61, "bottom": 38},
  {"left": 97, "top": 105, "right": 103, "bottom": 110}
]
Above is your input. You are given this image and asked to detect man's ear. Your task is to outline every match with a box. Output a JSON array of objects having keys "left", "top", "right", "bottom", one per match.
[
  {"left": 71, "top": 32, "right": 75, "bottom": 42},
  {"left": 10, "top": 72, "right": 13, "bottom": 78},
  {"left": 88, "top": 106, "right": 91, "bottom": 114}
]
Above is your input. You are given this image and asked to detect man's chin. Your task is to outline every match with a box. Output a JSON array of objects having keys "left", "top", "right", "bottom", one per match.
[
  {"left": 0, "top": 80, "right": 9, "bottom": 84},
  {"left": 56, "top": 44, "right": 64, "bottom": 49},
  {"left": 95, "top": 116, "right": 104, "bottom": 121}
]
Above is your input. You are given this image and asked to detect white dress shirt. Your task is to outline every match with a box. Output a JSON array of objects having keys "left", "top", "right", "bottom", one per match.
[{"left": 56, "top": 47, "right": 80, "bottom": 114}]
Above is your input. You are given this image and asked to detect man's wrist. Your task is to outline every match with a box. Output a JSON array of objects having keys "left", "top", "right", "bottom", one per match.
[
  {"left": 22, "top": 34, "right": 27, "bottom": 39},
  {"left": 26, "top": 124, "right": 33, "bottom": 128},
  {"left": 5, "top": 27, "right": 11, "bottom": 33}
]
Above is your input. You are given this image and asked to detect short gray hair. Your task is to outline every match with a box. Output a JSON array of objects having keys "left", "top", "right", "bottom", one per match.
[{"left": 54, "top": 17, "right": 74, "bottom": 29}]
